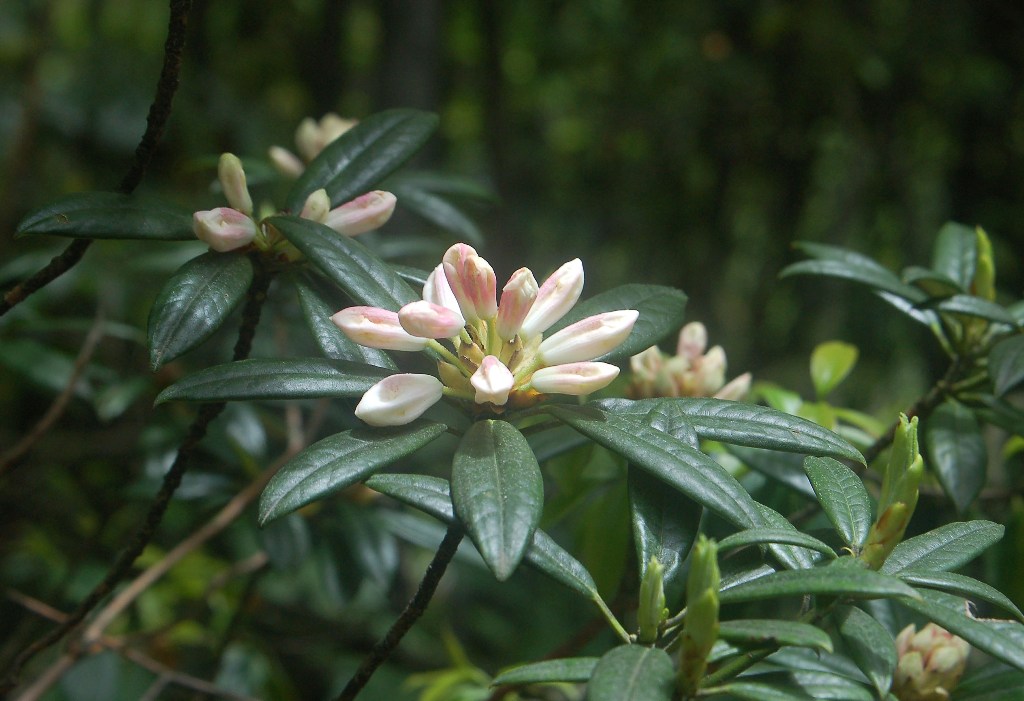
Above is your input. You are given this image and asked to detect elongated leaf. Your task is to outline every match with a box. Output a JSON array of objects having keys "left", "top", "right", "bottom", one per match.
[
  {"left": 717, "top": 565, "right": 919, "bottom": 604},
  {"left": 929, "top": 295, "right": 1018, "bottom": 326},
  {"left": 386, "top": 169, "right": 497, "bottom": 202},
  {"left": 781, "top": 258, "right": 926, "bottom": 304},
  {"left": 834, "top": 605, "right": 895, "bottom": 699},
  {"left": 717, "top": 529, "right": 836, "bottom": 559},
  {"left": 925, "top": 401, "right": 986, "bottom": 513},
  {"left": 546, "top": 284, "right": 687, "bottom": 362},
  {"left": 810, "top": 341, "right": 858, "bottom": 398},
  {"left": 709, "top": 681, "right": 816, "bottom": 701},
  {"left": 493, "top": 658, "right": 598, "bottom": 685},
  {"left": 756, "top": 505, "right": 825, "bottom": 569},
  {"left": 972, "top": 394, "right": 1024, "bottom": 435},
  {"left": 588, "top": 645, "right": 675, "bottom": 701},
  {"left": 597, "top": 398, "right": 864, "bottom": 463},
  {"left": 286, "top": 109, "right": 439, "bottom": 211},
  {"left": 902, "top": 265, "right": 962, "bottom": 297},
  {"left": 258, "top": 420, "right": 446, "bottom": 525},
  {"left": 932, "top": 221, "right": 977, "bottom": 288},
  {"left": 388, "top": 180, "right": 483, "bottom": 244},
  {"left": 156, "top": 358, "right": 390, "bottom": 403},
  {"left": 989, "top": 334, "right": 1024, "bottom": 396},
  {"left": 292, "top": 271, "right": 396, "bottom": 369},
  {"left": 727, "top": 446, "right": 815, "bottom": 498},
  {"left": 629, "top": 467, "right": 701, "bottom": 596},
  {"left": 803, "top": 457, "right": 872, "bottom": 549},
  {"left": 147, "top": 252, "right": 254, "bottom": 370},
  {"left": 875, "top": 290, "right": 942, "bottom": 327},
  {"left": 718, "top": 619, "right": 833, "bottom": 652},
  {"left": 16, "top": 191, "right": 193, "bottom": 240},
  {"left": 954, "top": 668, "right": 1024, "bottom": 701},
  {"left": 880, "top": 521, "right": 1004, "bottom": 575},
  {"left": 451, "top": 420, "right": 543, "bottom": 580},
  {"left": 269, "top": 215, "right": 417, "bottom": 310},
  {"left": 897, "top": 570, "right": 1024, "bottom": 620}
]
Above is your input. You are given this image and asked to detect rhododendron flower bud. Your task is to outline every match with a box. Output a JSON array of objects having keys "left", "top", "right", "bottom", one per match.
[
  {"left": 698, "top": 346, "right": 727, "bottom": 395},
  {"left": 531, "top": 362, "right": 619, "bottom": 395},
  {"left": 295, "top": 117, "right": 323, "bottom": 162},
  {"left": 325, "top": 191, "right": 397, "bottom": 237},
  {"left": 496, "top": 268, "right": 539, "bottom": 340},
  {"left": 300, "top": 188, "right": 331, "bottom": 223},
  {"left": 471, "top": 356, "right": 514, "bottom": 406},
  {"left": 677, "top": 322, "right": 708, "bottom": 359},
  {"left": 894, "top": 623, "right": 970, "bottom": 701},
  {"left": 268, "top": 146, "right": 304, "bottom": 178},
  {"left": 399, "top": 300, "right": 466, "bottom": 339},
  {"left": 463, "top": 255, "right": 498, "bottom": 320},
  {"left": 355, "top": 374, "right": 443, "bottom": 427},
  {"left": 539, "top": 310, "right": 639, "bottom": 365},
  {"left": 193, "top": 208, "right": 258, "bottom": 252},
  {"left": 715, "top": 372, "right": 751, "bottom": 401},
  {"left": 331, "top": 307, "right": 428, "bottom": 351},
  {"left": 217, "top": 153, "right": 252, "bottom": 216},
  {"left": 519, "top": 258, "right": 584, "bottom": 339},
  {"left": 443, "top": 243, "right": 481, "bottom": 321},
  {"left": 423, "top": 264, "right": 462, "bottom": 316}
]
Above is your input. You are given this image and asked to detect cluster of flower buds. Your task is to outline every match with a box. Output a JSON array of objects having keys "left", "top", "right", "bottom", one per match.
[
  {"left": 332, "top": 243, "right": 639, "bottom": 426},
  {"left": 894, "top": 623, "right": 970, "bottom": 701},
  {"left": 269, "top": 113, "right": 357, "bottom": 177},
  {"left": 192, "top": 153, "right": 396, "bottom": 255},
  {"left": 627, "top": 322, "right": 750, "bottom": 401}
]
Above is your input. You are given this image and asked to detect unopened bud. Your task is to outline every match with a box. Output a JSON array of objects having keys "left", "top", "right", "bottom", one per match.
[
  {"left": 399, "top": 300, "right": 466, "bottom": 339},
  {"left": 679, "top": 535, "right": 720, "bottom": 696},
  {"left": 538, "top": 310, "right": 639, "bottom": 365},
  {"left": 331, "top": 306, "right": 429, "bottom": 351},
  {"left": 973, "top": 226, "right": 995, "bottom": 302},
  {"left": 268, "top": 146, "right": 305, "bottom": 178},
  {"left": 300, "top": 188, "right": 331, "bottom": 224},
  {"left": 496, "top": 268, "right": 539, "bottom": 340},
  {"left": 530, "top": 362, "right": 619, "bottom": 396},
  {"left": 355, "top": 374, "right": 443, "bottom": 427},
  {"left": 519, "top": 259, "right": 584, "bottom": 339},
  {"left": 637, "top": 557, "right": 667, "bottom": 644},
  {"left": 677, "top": 322, "right": 708, "bottom": 359},
  {"left": 193, "top": 208, "right": 258, "bottom": 252},
  {"left": 893, "top": 623, "right": 970, "bottom": 701},
  {"left": 471, "top": 356, "right": 514, "bottom": 406},
  {"left": 217, "top": 153, "right": 253, "bottom": 216},
  {"left": 325, "top": 191, "right": 397, "bottom": 237}
]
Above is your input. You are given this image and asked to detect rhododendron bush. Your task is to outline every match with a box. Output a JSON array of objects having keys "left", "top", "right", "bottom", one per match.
[{"left": 2, "top": 4, "right": 1024, "bottom": 701}]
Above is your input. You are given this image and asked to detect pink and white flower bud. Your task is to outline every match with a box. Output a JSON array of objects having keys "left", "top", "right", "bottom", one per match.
[
  {"left": 295, "top": 117, "right": 322, "bottom": 162},
  {"left": 539, "top": 309, "right": 639, "bottom": 365},
  {"left": 319, "top": 113, "right": 357, "bottom": 144},
  {"left": 519, "top": 258, "right": 584, "bottom": 339},
  {"left": 331, "top": 307, "right": 429, "bottom": 351},
  {"left": 463, "top": 255, "right": 498, "bottom": 320},
  {"left": 355, "top": 374, "right": 443, "bottom": 427},
  {"left": 423, "top": 264, "right": 462, "bottom": 317},
  {"left": 398, "top": 300, "right": 466, "bottom": 339},
  {"left": 217, "top": 153, "right": 253, "bottom": 216},
  {"left": 470, "top": 356, "right": 514, "bottom": 405},
  {"left": 443, "top": 243, "right": 481, "bottom": 321},
  {"left": 677, "top": 322, "right": 708, "bottom": 359},
  {"left": 714, "top": 372, "right": 751, "bottom": 401},
  {"left": 268, "top": 146, "right": 305, "bottom": 178},
  {"left": 496, "top": 268, "right": 539, "bottom": 340},
  {"left": 300, "top": 188, "right": 331, "bottom": 223},
  {"left": 325, "top": 191, "right": 397, "bottom": 237},
  {"left": 698, "top": 346, "right": 727, "bottom": 395},
  {"left": 193, "top": 208, "right": 258, "bottom": 252},
  {"left": 531, "top": 362, "right": 620, "bottom": 395}
]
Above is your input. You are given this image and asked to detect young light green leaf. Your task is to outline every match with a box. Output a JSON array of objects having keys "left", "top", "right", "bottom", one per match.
[
  {"left": 803, "top": 457, "right": 872, "bottom": 549},
  {"left": 629, "top": 467, "right": 701, "bottom": 597},
  {"left": 879, "top": 521, "right": 1004, "bottom": 575},
  {"left": 286, "top": 108, "right": 439, "bottom": 211},
  {"left": 545, "top": 284, "right": 688, "bottom": 362},
  {"left": 810, "top": 341, "right": 858, "bottom": 398},
  {"left": 258, "top": 420, "right": 446, "bottom": 525},
  {"left": 931, "top": 221, "right": 977, "bottom": 288},
  {"left": 268, "top": 215, "right": 418, "bottom": 311},
  {"left": 834, "top": 605, "right": 895, "bottom": 699},
  {"left": 897, "top": 570, "right": 1023, "bottom": 621},
  {"left": 16, "top": 192, "right": 194, "bottom": 240},
  {"left": 925, "top": 401, "right": 986, "bottom": 513},
  {"left": 989, "top": 335, "right": 1024, "bottom": 397},
  {"left": 929, "top": 294, "right": 1018, "bottom": 326},
  {"left": 451, "top": 420, "right": 543, "bottom": 581},
  {"left": 147, "top": 251, "right": 254, "bottom": 370},
  {"left": 717, "top": 529, "right": 837, "bottom": 559},
  {"left": 155, "top": 358, "right": 391, "bottom": 404},
  {"left": 718, "top": 619, "right": 833, "bottom": 652},
  {"left": 493, "top": 657, "right": 598, "bottom": 685},
  {"left": 717, "top": 565, "right": 919, "bottom": 604},
  {"left": 587, "top": 645, "right": 675, "bottom": 701}
]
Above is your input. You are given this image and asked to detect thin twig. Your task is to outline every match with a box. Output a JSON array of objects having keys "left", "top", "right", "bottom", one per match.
[{"left": 336, "top": 524, "right": 465, "bottom": 701}]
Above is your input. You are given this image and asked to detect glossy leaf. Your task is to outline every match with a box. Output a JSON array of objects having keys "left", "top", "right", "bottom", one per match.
[
  {"left": 629, "top": 467, "right": 701, "bottom": 596},
  {"left": 493, "top": 657, "right": 598, "bottom": 685},
  {"left": 388, "top": 179, "right": 483, "bottom": 244},
  {"left": 803, "top": 457, "right": 872, "bottom": 549},
  {"left": 879, "top": 521, "right": 1004, "bottom": 575},
  {"left": 727, "top": 446, "right": 815, "bottom": 498},
  {"left": 717, "top": 619, "right": 833, "bottom": 652},
  {"left": 834, "top": 605, "right": 895, "bottom": 699},
  {"left": 896, "top": 570, "right": 1023, "bottom": 620},
  {"left": 989, "top": 334, "right": 1024, "bottom": 396},
  {"left": 954, "top": 668, "right": 1024, "bottom": 701},
  {"left": 931, "top": 221, "right": 977, "bottom": 288},
  {"left": 587, "top": 645, "right": 675, "bottom": 701},
  {"left": 925, "top": 401, "right": 986, "bottom": 513},
  {"left": 147, "top": 251, "right": 254, "bottom": 370},
  {"left": 928, "top": 294, "right": 1018, "bottom": 326},
  {"left": 16, "top": 191, "right": 193, "bottom": 240},
  {"left": 902, "top": 265, "right": 962, "bottom": 297},
  {"left": 717, "top": 528, "right": 837, "bottom": 559},
  {"left": 810, "top": 341, "right": 858, "bottom": 398},
  {"left": 546, "top": 284, "right": 687, "bottom": 362},
  {"left": 451, "top": 420, "right": 543, "bottom": 581},
  {"left": 286, "top": 108, "right": 439, "bottom": 211},
  {"left": 258, "top": 420, "right": 446, "bottom": 525},
  {"left": 597, "top": 398, "right": 864, "bottom": 463},
  {"left": 971, "top": 394, "right": 1024, "bottom": 435},
  {"left": 156, "top": 358, "right": 391, "bottom": 403},
  {"left": 717, "top": 565, "right": 919, "bottom": 604},
  {"left": 709, "top": 681, "right": 817, "bottom": 701},
  {"left": 781, "top": 251, "right": 926, "bottom": 304}
]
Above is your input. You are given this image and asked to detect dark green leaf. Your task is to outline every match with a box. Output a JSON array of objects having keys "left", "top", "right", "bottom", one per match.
[
  {"left": 875, "top": 290, "right": 942, "bottom": 327},
  {"left": 587, "top": 645, "right": 675, "bottom": 701},
  {"left": 928, "top": 295, "right": 1018, "bottom": 326},
  {"left": 718, "top": 619, "right": 833, "bottom": 652},
  {"left": 331, "top": 503, "right": 399, "bottom": 590},
  {"left": 386, "top": 169, "right": 497, "bottom": 202},
  {"left": 803, "top": 457, "right": 872, "bottom": 549},
  {"left": 16, "top": 192, "right": 194, "bottom": 240},
  {"left": 971, "top": 394, "right": 1024, "bottom": 435},
  {"left": 718, "top": 565, "right": 919, "bottom": 604},
  {"left": 392, "top": 264, "right": 431, "bottom": 289},
  {"left": 902, "top": 265, "right": 963, "bottom": 297},
  {"left": 834, "top": 605, "right": 895, "bottom": 699},
  {"left": 258, "top": 420, "right": 446, "bottom": 525},
  {"left": 931, "top": 222, "right": 977, "bottom": 288},
  {"left": 989, "top": 335, "right": 1024, "bottom": 396},
  {"left": 269, "top": 215, "right": 418, "bottom": 310},
  {"left": 147, "top": 252, "right": 254, "bottom": 370},
  {"left": 629, "top": 467, "right": 701, "bottom": 596},
  {"left": 546, "top": 284, "right": 687, "bottom": 362},
  {"left": 880, "top": 521, "right": 1004, "bottom": 575},
  {"left": 896, "top": 570, "right": 1023, "bottom": 620},
  {"left": 155, "top": 358, "right": 391, "bottom": 403},
  {"left": 451, "top": 420, "right": 543, "bottom": 580},
  {"left": 954, "top": 667, "right": 1024, "bottom": 701},
  {"left": 926, "top": 401, "right": 986, "bottom": 513},
  {"left": 260, "top": 514, "right": 312, "bottom": 570},
  {"left": 388, "top": 180, "right": 483, "bottom": 244},
  {"left": 286, "top": 109, "right": 439, "bottom": 211},
  {"left": 493, "top": 657, "right": 598, "bottom": 685},
  {"left": 726, "top": 446, "right": 815, "bottom": 498},
  {"left": 717, "top": 529, "right": 837, "bottom": 559},
  {"left": 708, "top": 681, "right": 817, "bottom": 701},
  {"left": 810, "top": 341, "right": 858, "bottom": 398},
  {"left": 781, "top": 256, "right": 926, "bottom": 304}
]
